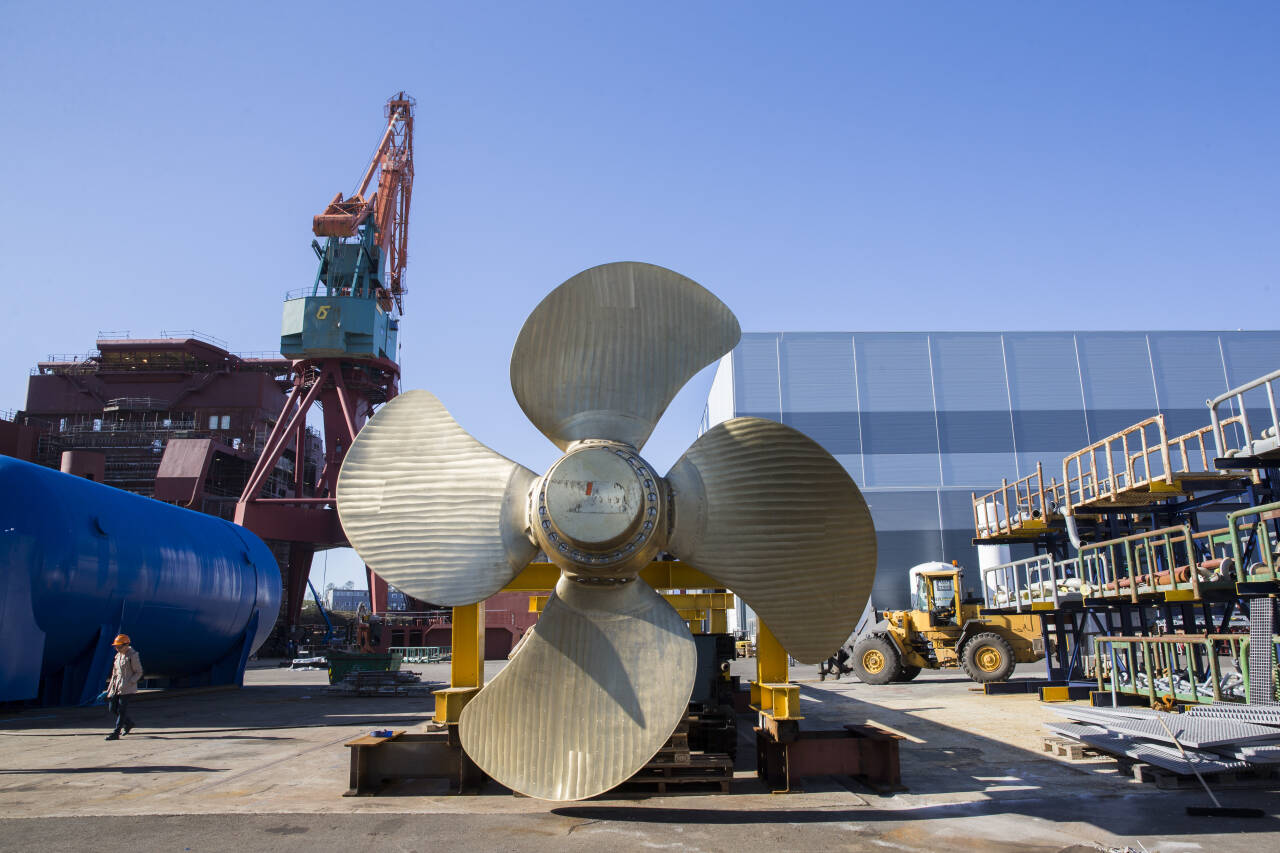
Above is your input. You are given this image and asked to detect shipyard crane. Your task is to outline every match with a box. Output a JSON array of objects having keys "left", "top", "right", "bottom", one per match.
[
  {"left": 236, "top": 93, "right": 417, "bottom": 636},
  {"left": 312, "top": 91, "right": 414, "bottom": 315}
]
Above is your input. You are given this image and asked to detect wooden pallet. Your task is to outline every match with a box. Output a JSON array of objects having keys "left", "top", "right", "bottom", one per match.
[
  {"left": 1129, "top": 762, "right": 1280, "bottom": 790},
  {"left": 1041, "top": 736, "right": 1103, "bottom": 761}
]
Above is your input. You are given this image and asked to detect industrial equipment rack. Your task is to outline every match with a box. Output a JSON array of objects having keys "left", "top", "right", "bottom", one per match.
[{"left": 972, "top": 367, "right": 1280, "bottom": 705}]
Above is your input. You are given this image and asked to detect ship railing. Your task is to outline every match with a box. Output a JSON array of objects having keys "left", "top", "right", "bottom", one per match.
[
  {"left": 1078, "top": 524, "right": 1208, "bottom": 602},
  {"left": 1062, "top": 415, "right": 1176, "bottom": 510},
  {"left": 1166, "top": 420, "right": 1237, "bottom": 476},
  {"left": 1228, "top": 500, "right": 1280, "bottom": 583},
  {"left": 1094, "top": 634, "right": 1251, "bottom": 706},
  {"left": 1210, "top": 366, "right": 1280, "bottom": 462},
  {"left": 41, "top": 352, "right": 100, "bottom": 363},
  {"left": 982, "top": 553, "right": 1086, "bottom": 612},
  {"left": 102, "top": 397, "right": 170, "bottom": 412},
  {"left": 387, "top": 645, "right": 450, "bottom": 664},
  {"left": 159, "top": 329, "right": 229, "bottom": 349},
  {"left": 234, "top": 351, "right": 289, "bottom": 361},
  {"left": 971, "top": 461, "right": 1066, "bottom": 539}
]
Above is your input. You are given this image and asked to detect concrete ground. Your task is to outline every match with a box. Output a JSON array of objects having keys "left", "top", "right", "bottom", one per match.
[{"left": 1, "top": 658, "right": 1276, "bottom": 852}]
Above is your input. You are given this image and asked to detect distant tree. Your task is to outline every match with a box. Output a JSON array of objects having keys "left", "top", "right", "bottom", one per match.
[{"left": 343, "top": 580, "right": 355, "bottom": 590}]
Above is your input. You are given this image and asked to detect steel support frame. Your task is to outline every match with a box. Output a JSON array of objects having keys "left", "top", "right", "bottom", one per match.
[
  {"left": 434, "top": 602, "right": 485, "bottom": 730},
  {"left": 235, "top": 356, "right": 398, "bottom": 634}
]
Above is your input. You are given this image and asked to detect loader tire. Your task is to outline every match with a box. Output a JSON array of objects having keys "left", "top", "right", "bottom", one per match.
[
  {"left": 961, "top": 633, "right": 1016, "bottom": 683},
  {"left": 852, "top": 636, "right": 902, "bottom": 685},
  {"left": 894, "top": 665, "right": 922, "bottom": 682}
]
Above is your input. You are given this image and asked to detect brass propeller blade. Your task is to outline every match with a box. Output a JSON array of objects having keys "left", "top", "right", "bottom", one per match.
[
  {"left": 336, "top": 389, "right": 538, "bottom": 606},
  {"left": 665, "top": 417, "right": 876, "bottom": 664},
  {"left": 459, "top": 574, "right": 696, "bottom": 801},
  {"left": 510, "top": 261, "right": 741, "bottom": 452}
]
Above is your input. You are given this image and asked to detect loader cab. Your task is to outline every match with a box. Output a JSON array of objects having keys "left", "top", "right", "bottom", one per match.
[{"left": 909, "top": 565, "right": 963, "bottom": 628}]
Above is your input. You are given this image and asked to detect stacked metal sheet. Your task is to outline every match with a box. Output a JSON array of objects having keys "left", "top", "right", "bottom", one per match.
[
  {"left": 1185, "top": 703, "right": 1280, "bottom": 727},
  {"left": 1045, "top": 705, "right": 1280, "bottom": 776}
]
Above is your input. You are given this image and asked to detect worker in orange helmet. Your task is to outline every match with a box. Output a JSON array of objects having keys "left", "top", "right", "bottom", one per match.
[{"left": 103, "top": 634, "right": 143, "bottom": 741}]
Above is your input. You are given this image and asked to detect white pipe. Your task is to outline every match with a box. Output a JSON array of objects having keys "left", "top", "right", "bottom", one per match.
[{"left": 1060, "top": 507, "right": 1083, "bottom": 551}]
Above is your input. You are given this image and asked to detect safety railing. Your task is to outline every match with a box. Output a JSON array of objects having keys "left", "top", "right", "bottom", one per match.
[
  {"left": 159, "top": 329, "right": 229, "bottom": 349},
  {"left": 1166, "top": 421, "right": 1239, "bottom": 476},
  {"left": 977, "top": 548, "right": 1121, "bottom": 607},
  {"left": 1210, "top": 366, "right": 1280, "bottom": 462},
  {"left": 983, "top": 553, "right": 1083, "bottom": 611},
  {"left": 1094, "top": 634, "right": 1250, "bottom": 705},
  {"left": 971, "top": 462, "right": 1066, "bottom": 539},
  {"left": 102, "top": 397, "right": 170, "bottom": 412},
  {"left": 1078, "top": 525, "right": 1207, "bottom": 602},
  {"left": 387, "top": 645, "right": 450, "bottom": 664},
  {"left": 1229, "top": 500, "right": 1280, "bottom": 583},
  {"left": 1062, "top": 416, "right": 1175, "bottom": 510}
]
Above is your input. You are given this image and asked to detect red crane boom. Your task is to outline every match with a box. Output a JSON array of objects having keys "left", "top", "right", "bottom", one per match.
[{"left": 312, "top": 92, "right": 415, "bottom": 314}]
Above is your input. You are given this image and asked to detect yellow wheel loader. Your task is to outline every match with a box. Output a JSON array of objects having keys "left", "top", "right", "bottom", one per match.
[{"left": 851, "top": 562, "right": 1044, "bottom": 685}]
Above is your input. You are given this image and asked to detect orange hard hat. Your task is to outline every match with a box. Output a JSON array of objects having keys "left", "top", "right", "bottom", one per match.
[{"left": 112, "top": 634, "right": 131, "bottom": 647}]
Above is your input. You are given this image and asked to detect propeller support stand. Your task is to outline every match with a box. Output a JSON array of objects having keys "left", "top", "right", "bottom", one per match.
[{"left": 433, "top": 602, "right": 486, "bottom": 737}]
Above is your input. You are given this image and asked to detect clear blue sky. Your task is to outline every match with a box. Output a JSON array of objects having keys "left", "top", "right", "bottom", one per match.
[{"left": 3, "top": 3, "right": 1277, "bottom": 589}]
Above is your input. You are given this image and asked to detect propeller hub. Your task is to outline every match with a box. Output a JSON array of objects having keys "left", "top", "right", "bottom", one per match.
[{"left": 533, "top": 442, "right": 663, "bottom": 574}]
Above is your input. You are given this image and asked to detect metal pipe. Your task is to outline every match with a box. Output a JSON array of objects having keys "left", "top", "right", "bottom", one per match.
[{"left": 1060, "top": 507, "right": 1083, "bottom": 551}]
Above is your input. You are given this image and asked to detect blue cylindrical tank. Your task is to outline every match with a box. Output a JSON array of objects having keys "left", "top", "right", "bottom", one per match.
[{"left": 0, "top": 457, "right": 281, "bottom": 705}]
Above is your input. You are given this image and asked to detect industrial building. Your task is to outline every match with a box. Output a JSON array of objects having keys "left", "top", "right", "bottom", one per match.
[
  {"left": 702, "top": 330, "right": 1280, "bottom": 613},
  {"left": 13, "top": 333, "right": 317, "bottom": 517}
]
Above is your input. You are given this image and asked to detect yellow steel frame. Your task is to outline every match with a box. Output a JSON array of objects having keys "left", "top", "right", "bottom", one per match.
[
  {"left": 750, "top": 621, "right": 802, "bottom": 721},
  {"left": 433, "top": 601, "right": 484, "bottom": 724},
  {"left": 527, "top": 589, "right": 734, "bottom": 634},
  {"left": 501, "top": 560, "right": 721, "bottom": 591},
  {"left": 436, "top": 561, "right": 733, "bottom": 720},
  {"left": 512, "top": 562, "right": 731, "bottom": 632}
]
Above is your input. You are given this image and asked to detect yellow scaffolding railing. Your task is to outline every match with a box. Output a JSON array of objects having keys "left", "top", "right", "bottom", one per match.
[{"left": 971, "top": 461, "right": 1066, "bottom": 540}]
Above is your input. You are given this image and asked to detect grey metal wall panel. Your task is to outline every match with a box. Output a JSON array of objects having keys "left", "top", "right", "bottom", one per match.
[
  {"left": 860, "top": 411, "right": 939, "bottom": 455},
  {"left": 862, "top": 489, "right": 942, "bottom": 532},
  {"left": 1010, "top": 408, "right": 1090, "bottom": 454},
  {"left": 1003, "top": 333, "right": 1090, "bottom": 460},
  {"left": 832, "top": 454, "right": 863, "bottom": 485},
  {"left": 941, "top": 452, "right": 1019, "bottom": 487},
  {"left": 739, "top": 410, "right": 783, "bottom": 423},
  {"left": 941, "top": 529, "right": 984, "bottom": 570},
  {"left": 1002, "top": 333, "right": 1085, "bottom": 410},
  {"left": 1076, "top": 332, "right": 1157, "bottom": 411},
  {"left": 864, "top": 454, "right": 941, "bottom": 488},
  {"left": 778, "top": 333, "right": 856, "bottom": 413},
  {"left": 930, "top": 334, "right": 1011, "bottom": 411},
  {"left": 934, "top": 411, "right": 1015, "bottom": 453},
  {"left": 1220, "top": 334, "right": 1279, "bottom": 387},
  {"left": 938, "top": 489, "right": 980, "bottom": 531},
  {"left": 732, "top": 334, "right": 781, "bottom": 417},
  {"left": 854, "top": 334, "right": 936, "bottom": 412},
  {"left": 1087, "top": 408, "right": 1166, "bottom": 440},
  {"left": 1148, "top": 332, "right": 1229, "bottom": 410},
  {"left": 1160, "top": 408, "right": 1217, "bottom": 441},
  {"left": 1016, "top": 451, "right": 1076, "bottom": 487},
  {"left": 778, "top": 411, "right": 860, "bottom": 455},
  {"left": 719, "top": 329, "right": 1280, "bottom": 613},
  {"left": 776, "top": 410, "right": 1021, "bottom": 455},
  {"left": 870, "top": 530, "right": 947, "bottom": 610},
  {"left": 1219, "top": 335, "right": 1280, "bottom": 432}
]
